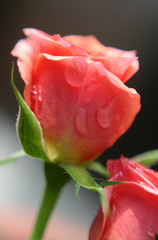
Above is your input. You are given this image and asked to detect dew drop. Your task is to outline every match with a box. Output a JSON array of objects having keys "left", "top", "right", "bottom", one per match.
[
  {"left": 147, "top": 227, "right": 155, "bottom": 238},
  {"left": 135, "top": 166, "right": 139, "bottom": 171},
  {"left": 139, "top": 181, "right": 144, "bottom": 185},
  {"left": 30, "top": 85, "right": 43, "bottom": 113},
  {"left": 65, "top": 60, "right": 85, "bottom": 87},
  {"left": 30, "top": 85, "right": 37, "bottom": 111},
  {"left": 96, "top": 103, "right": 113, "bottom": 129},
  {"left": 31, "top": 85, "right": 38, "bottom": 100},
  {"left": 119, "top": 171, "right": 123, "bottom": 177},
  {"left": 75, "top": 108, "right": 88, "bottom": 136},
  {"left": 37, "top": 89, "right": 43, "bottom": 113},
  {"left": 115, "top": 171, "right": 123, "bottom": 180},
  {"left": 38, "top": 89, "right": 43, "bottom": 102}
]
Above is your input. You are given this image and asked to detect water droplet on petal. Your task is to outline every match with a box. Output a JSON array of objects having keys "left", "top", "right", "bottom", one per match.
[
  {"left": 135, "top": 166, "right": 139, "bottom": 171},
  {"left": 115, "top": 171, "right": 123, "bottom": 180},
  {"left": 96, "top": 102, "right": 113, "bottom": 129},
  {"left": 147, "top": 227, "right": 155, "bottom": 238},
  {"left": 31, "top": 85, "right": 38, "bottom": 100},
  {"left": 65, "top": 59, "right": 85, "bottom": 87},
  {"left": 30, "top": 85, "right": 37, "bottom": 111},
  {"left": 30, "top": 85, "right": 43, "bottom": 113},
  {"left": 75, "top": 108, "right": 88, "bottom": 136},
  {"left": 139, "top": 181, "right": 144, "bottom": 185},
  {"left": 37, "top": 89, "right": 43, "bottom": 113},
  {"left": 38, "top": 89, "right": 43, "bottom": 102},
  {"left": 119, "top": 171, "right": 123, "bottom": 177}
]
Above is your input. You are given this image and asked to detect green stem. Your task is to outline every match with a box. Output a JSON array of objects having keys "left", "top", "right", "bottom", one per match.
[
  {"left": 29, "top": 162, "right": 70, "bottom": 240},
  {"left": 132, "top": 149, "right": 158, "bottom": 167},
  {"left": 0, "top": 149, "right": 26, "bottom": 166},
  {"left": 29, "top": 184, "right": 59, "bottom": 240},
  {"left": 87, "top": 161, "right": 110, "bottom": 179}
]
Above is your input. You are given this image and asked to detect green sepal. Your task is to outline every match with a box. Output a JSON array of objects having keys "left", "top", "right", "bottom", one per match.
[
  {"left": 0, "top": 150, "right": 26, "bottom": 166},
  {"left": 11, "top": 65, "right": 50, "bottom": 162},
  {"left": 61, "top": 164, "right": 101, "bottom": 192},
  {"left": 132, "top": 149, "right": 158, "bottom": 167},
  {"left": 99, "top": 181, "right": 125, "bottom": 187},
  {"left": 61, "top": 164, "right": 108, "bottom": 212},
  {"left": 75, "top": 183, "right": 80, "bottom": 200},
  {"left": 87, "top": 161, "right": 110, "bottom": 178},
  {"left": 155, "top": 234, "right": 158, "bottom": 240}
]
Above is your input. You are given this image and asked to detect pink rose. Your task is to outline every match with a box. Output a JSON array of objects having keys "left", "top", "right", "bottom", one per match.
[
  {"left": 11, "top": 28, "right": 140, "bottom": 163},
  {"left": 89, "top": 157, "right": 158, "bottom": 240}
]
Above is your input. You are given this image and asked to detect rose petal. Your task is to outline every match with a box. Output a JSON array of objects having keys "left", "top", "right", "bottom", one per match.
[
  {"left": 63, "top": 35, "right": 106, "bottom": 55},
  {"left": 102, "top": 183, "right": 158, "bottom": 240},
  {"left": 107, "top": 158, "right": 158, "bottom": 189},
  {"left": 24, "top": 54, "right": 140, "bottom": 163},
  {"left": 11, "top": 28, "right": 73, "bottom": 84},
  {"left": 89, "top": 207, "right": 106, "bottom": 240},
  {"left": 91, "top": 56, "right": 139, "bottom": 83},
  {"left": 64, "top": 35, "right": 139, "bottom": 82},
  {"left": 90, "top": 158, "right": 158, "bottom": 240}
]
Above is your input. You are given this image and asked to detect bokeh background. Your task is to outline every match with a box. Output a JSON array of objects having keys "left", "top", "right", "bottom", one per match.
[{"left": 0, "top": 0, "right": 158, "bottom": 239}]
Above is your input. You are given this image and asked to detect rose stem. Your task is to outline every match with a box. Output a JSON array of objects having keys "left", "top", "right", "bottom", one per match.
[{"left": 29, "top": 162, "right": 70, "bottom": 240}]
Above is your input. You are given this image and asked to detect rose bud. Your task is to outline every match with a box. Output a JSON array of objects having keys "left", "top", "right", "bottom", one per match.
[
  {"left": 89, "top": 157, "right": 158, "bottom": 240},
  {"left": 11, "top": 28, "right": 140, "bottom": 163}
]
